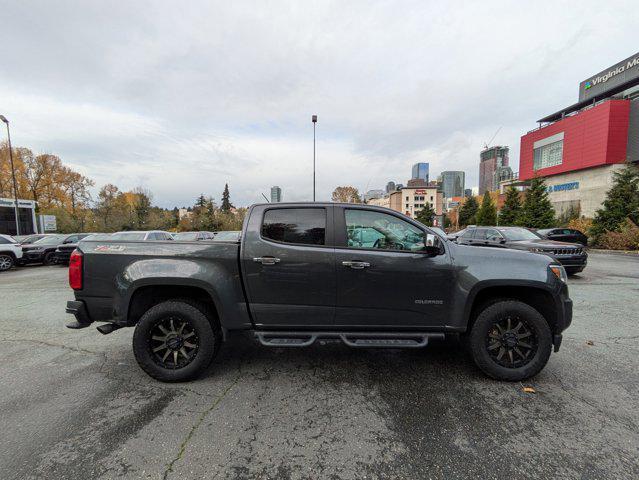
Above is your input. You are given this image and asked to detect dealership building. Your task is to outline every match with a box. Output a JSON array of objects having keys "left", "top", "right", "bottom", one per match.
[{"left": 516, "top": 51, "right": 639, "bottom": 218}]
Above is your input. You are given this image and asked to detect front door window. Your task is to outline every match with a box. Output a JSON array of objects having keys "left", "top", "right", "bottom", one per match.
[{"left": 345, "top": 209, "right": 425, "bottom": 252}]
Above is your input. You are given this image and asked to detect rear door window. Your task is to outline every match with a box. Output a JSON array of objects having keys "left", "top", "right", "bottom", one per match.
[{"left": 261, "top": 208, "right": 326, "bottom": 245}]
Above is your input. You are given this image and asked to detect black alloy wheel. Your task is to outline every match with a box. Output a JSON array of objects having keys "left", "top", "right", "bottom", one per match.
[
  {"left": 486, "top": 316, "right": 538, "bottom": 368},
  {"left": 468, "top": 300, "right": 552, "bottom": 381},
  {"left": 133, "top": 300, "right": 219, "bottom": 382},
  {"left": 149, "top": 316, "right": 199, "bottom": 369}
]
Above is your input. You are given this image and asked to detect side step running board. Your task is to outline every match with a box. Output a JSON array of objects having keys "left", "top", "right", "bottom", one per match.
[{"left": 255, "top": 331, "right": 445, "bottom": 349}]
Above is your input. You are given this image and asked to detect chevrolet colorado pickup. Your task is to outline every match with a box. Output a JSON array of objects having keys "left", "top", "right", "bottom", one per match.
[{"left": 66, "top": 203, "right": 572, "bottom": 382}]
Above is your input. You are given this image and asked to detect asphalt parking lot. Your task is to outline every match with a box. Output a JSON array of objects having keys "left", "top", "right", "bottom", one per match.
[{"left": 1, "top": 252, "right": 638, "bottom": 480}]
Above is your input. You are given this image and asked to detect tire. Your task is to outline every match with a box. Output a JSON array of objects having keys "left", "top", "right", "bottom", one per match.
[
  {"left": 133, "top": 300, "right": 219, "bottom": 382},
  {"left": 43, "top": 251, "right": 57, "bottom": 266},
  {"left": 0, "top": 254, "right": 14, "bottom": 272},
  {"left": 468, "top": 300, "right": 552, "bottom": 381}
]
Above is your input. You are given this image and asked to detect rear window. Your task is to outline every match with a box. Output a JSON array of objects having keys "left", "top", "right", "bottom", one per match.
[{"left": 261, "top": 208, "right": 326, "bottom": 245}]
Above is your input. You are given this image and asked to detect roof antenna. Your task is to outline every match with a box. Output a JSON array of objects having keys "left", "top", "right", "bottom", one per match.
[{"left": 261, "top": 193, "right": 270, "bottom": 203}]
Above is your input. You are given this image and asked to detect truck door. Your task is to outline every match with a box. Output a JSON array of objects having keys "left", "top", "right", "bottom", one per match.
[
  {"left": 333, "top": 207, "right": 454, "bottom": 328},
  {"left": 241, "top": 206, "right": 336, "bottom": 328}
]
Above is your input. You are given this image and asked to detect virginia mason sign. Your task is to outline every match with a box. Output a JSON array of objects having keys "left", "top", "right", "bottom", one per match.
[{"left": 579, "top": 52, "right": 639, "bottom": 102}]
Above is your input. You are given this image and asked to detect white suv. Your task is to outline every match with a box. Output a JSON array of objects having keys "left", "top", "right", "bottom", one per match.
[{"left": 0, "top": 234, "right": 23, "bottom": 271}]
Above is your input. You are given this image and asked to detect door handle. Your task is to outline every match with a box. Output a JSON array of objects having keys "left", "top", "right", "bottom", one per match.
[
  {"left": 342, "top": 260, "right": 371, "bottom": 269},
  {"left": 253, "top": 257, "right": 280, "bottom": 265}
]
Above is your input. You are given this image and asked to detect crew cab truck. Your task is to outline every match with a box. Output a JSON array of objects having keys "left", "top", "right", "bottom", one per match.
[{"left": 66, "top": 203, "right": 572, "bottom": 382}]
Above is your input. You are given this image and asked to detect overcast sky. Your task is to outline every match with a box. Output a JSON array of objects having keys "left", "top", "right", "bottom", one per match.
[{"left": 1, "top": 1, "right": 637, "bottom": 208}]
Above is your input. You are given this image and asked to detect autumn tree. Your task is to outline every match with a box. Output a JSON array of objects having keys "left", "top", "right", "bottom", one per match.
[
  {"left": 332, "top": 186, "right": 361, "bottom": 203},
  {"left": 133, "top": 187, "right": 153, "bottom": 229},
  {"left": 95, "top": 184, "right": 120, "bottom": 230}
]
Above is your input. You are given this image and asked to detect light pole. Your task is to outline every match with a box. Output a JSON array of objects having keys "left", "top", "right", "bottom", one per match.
[
  {"left": 0, "top": 115, "right": 20, "bottom": 236},
  {"left": 312, "top": 114, "right": 317, "bottom": 201}
]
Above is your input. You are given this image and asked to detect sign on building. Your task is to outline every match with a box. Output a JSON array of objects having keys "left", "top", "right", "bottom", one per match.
[{"left": 39, "top": 215, "right": 57, "bottom": 232}]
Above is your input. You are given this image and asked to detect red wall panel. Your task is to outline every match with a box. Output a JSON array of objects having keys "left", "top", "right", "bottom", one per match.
[{"left": 519, "top": 100, "right": 630, "bottom": 180}]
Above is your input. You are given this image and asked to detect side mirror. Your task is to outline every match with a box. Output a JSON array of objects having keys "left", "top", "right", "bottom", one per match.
[
  {"left": 423, "top": 233, "right": 443, "bottom": 256},
  {"left": 499, "top": 238, "right": 506, "bottom": 244}
]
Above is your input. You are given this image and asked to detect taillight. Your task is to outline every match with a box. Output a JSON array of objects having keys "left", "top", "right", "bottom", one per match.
[{"left": 69, "top": 249, "right": 83, "bottom": 290}]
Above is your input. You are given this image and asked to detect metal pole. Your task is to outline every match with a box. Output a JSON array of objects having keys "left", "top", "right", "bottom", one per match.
[
  {"left": 312, "top": 115, "right": 317, "bottom": 202},
  {"left": 1, "top": 116, "right": 20, "bottom": 236}
]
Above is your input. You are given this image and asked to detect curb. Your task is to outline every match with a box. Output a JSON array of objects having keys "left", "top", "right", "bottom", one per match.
[{"left": 588, "top": 248, "right": 639, "bottom": 256}]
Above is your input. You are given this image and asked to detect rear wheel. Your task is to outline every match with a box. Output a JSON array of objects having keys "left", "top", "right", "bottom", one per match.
[
  {"left": 468, "top": 300, "right": 552, "bottom": 381},
  {"left": 133, "top": 300, "right": 219, "bottom": 382},
  {"left": 0, "top": 254, "right": 14, "bottom": 271}
]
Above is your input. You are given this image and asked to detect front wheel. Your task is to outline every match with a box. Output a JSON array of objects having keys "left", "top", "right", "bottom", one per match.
[
  {"left": 0, "top": 254, "right": 14, "bottom": 271},
  {"left": 468, "top": 300, "right": 552, "bottom": 381},
  {"left": 133, "top": 300, "right": 219, "bottom": 382},
  {"left": 43, "top": 251, "right": 57, "bottom": 265}
]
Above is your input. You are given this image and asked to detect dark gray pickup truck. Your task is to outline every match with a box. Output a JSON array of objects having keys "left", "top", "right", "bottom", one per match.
[{"left": 66, "top": 203, "right": 572, "bottom": 382}]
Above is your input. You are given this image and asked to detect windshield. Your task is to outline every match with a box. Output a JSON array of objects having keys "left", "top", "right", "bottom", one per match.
[
  {"left": 212, "top": 231, "right": 240, "bottom": 242},
  {"left": 498, "top": 228, "right": 541, "bottom": 241},
  {"left": 110, "top": 232, "right": 146, "bottom": 240},
  {"left": 173, "top": 232, "right": 199, "bottom": 241},
  {"left": 33, "top": 235, "right": 66, "bottom": 245}
]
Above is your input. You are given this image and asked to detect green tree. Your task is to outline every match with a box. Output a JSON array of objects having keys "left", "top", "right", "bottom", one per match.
[
  {"left": 499, "top": 186, "right": 522, "bottom": 226},
  {"left": 133, "top": 187, "right": 153, "bottom": 229},
  {"left": 591, "top": 163, "right": 639, "bottom": 239},
  {"left": 221, "top": 183, "right": 232, "bottom": 212},
  {"left": 476, "top": 191, "right": 497, "bottom": 226},
  {"left": 458, "top": 196, "right": 479, "bottom": 227},
  {"left": 415, "top": 202, "right": 436, "bottom": 226},
  {"left": 195, "top": 194, "right": 207, "bottom": 209},
  {"left": 519, "top": 177, "right": 555, "bottom": 228}
]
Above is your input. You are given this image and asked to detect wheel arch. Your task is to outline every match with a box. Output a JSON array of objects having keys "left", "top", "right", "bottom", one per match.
[
  {"left": 126, "top": 281, "right": 222, "bottom": 331},
  {"left": 465, "top": 282, "right": 560, "bottom": 334}
]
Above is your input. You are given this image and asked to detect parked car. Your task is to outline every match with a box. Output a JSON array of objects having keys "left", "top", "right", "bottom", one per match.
[
  {"left": 21, "top": 233, "right": 90, "bottom": 265},
  {"left": 66, "top": 203, "right": 572, "bottom": 383},
  {"left": 110, "top": 231, "right": 174, "bottom": 241},
  {"left": 0, "top": 234, "right": 23, "bottom": 271},
  {"left": 54, "top": 233, "right": 100, "bottom": 264},
  {"left": 172, "top": 231, "right": 216, "bottom": 241},
  {"left": 456, "top": 226, "right": 587, "bottom": 275},
  {"left": 16, "top": 234, "right": 54, "bottom": 245},
  {"left": 537, "top": 228, "right": 588, "bottom": 246},
  {"left": 211, "top": 230, "right": 241, "bottom": 242}
]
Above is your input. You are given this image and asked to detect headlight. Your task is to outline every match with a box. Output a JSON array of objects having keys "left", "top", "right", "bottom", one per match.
[
  {"left": 549, "top": 264, "right": 568, "bottom": 283},
  {"left": 30, "top": 247, "right": 44, "bottom": 252},
  {"left": 529, "top": 247, "right": 546, "bottom": 253}
]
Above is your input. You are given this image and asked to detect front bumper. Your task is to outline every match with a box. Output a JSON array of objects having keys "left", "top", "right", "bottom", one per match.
[
  {"left": 553, "top": 253, "right": 588, "bottom": 270},
  {"left": 55, "top": 249, "right": 73, "bottom": 263},
  {"left": 21, "top": 251, "right": 45, "bottom": 263}
]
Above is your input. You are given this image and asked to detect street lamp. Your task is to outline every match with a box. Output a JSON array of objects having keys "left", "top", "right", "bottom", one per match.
[
  {"left": 0, "top": 115, "right": 20, "bottom": 236},
  {"left": 312, "top": 114, "right": 317, "bottom": 201}
]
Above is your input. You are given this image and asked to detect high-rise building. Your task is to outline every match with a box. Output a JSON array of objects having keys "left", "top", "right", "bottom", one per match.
[
  {"left": 363, "top": 189, "right": 385, "bottom": 202},
  {"left": 479, "top": 146, "right": 509, "bottom": 194},
  {"left": 270, "top": 186, "right": 282, "bottom": 203},
  {"left": 440, "top": 171, "right": 465, "bottom": 198},
  {"left": 411, "top": 163, "right": 429, "bottom": 183},
  {"left": 385, "top": 181, "right": 396, "bottom": 193}
]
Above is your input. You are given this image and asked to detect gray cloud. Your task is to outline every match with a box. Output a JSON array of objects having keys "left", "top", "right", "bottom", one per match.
[{"left": 1, "top": 0, "right": 637, "bottom": 207}]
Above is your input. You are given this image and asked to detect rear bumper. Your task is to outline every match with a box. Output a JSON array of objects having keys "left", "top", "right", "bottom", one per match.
[{"left": 66, "top": 300, "right": 92, "bottom": 328}]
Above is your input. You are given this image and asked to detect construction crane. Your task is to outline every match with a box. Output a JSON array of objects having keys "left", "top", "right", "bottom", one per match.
[{"left": 483, "top": 126, "right": 502, "bottom": 150}]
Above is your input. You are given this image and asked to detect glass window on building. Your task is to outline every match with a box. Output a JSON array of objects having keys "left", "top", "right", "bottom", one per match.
[{"left": 533, "top": 137, "right": 564, "bottom": 170}]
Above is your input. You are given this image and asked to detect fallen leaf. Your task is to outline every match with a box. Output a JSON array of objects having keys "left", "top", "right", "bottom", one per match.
[
  {"left": 586, "top": 340, "right": 594, "bottom": 346},
  {"left": 522, "top": 387, "right": 536, "bottom": 394}
]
